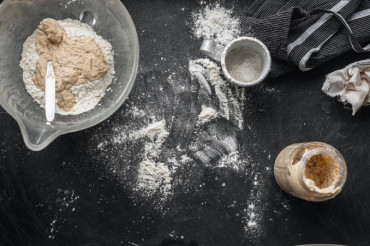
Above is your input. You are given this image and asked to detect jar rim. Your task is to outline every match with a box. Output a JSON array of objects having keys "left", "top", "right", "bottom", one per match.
[{"left": 296, "top": 146, "right": 347, "bottom": 196}]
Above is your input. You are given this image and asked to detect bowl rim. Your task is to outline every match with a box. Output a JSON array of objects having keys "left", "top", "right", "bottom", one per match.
[{"left": 0, "top": 0, "right": 140, "bottom": 151}]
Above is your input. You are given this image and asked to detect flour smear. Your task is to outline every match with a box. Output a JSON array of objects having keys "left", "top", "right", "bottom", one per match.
[{"left": 189, "top": 58, "right": 245, "bottom": 129}]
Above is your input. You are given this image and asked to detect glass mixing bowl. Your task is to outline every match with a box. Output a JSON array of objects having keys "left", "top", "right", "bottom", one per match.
[{"left": 0, "top": 0, "right": 139, "bottom": 151}]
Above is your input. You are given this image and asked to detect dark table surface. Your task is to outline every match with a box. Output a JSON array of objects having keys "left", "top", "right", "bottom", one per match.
[{"left": 1, "top": 0, "right": 370, "bottom": 245}]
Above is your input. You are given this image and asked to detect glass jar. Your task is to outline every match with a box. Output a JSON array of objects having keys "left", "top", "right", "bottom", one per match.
[{"left": 274, "top": 142, "right": 347, "bottom": 202}]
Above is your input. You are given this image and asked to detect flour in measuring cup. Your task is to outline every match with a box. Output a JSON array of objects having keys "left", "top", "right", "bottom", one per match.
[{"left": 226, "top": 47, "right": 262, "bottom": 83}]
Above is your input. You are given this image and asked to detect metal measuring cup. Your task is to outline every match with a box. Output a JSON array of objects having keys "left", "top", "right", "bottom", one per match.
[{"left": 200, "top": 37, "right": 271, "bottom": 87}]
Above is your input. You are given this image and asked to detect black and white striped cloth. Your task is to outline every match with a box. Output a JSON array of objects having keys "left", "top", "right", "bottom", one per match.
[{"left": 243, "top": 0, "right": 370, "bottom": 77}]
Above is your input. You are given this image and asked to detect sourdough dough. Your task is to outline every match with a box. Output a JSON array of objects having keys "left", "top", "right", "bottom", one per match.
[{"left": 33, "top": 19, "right": 109, "bottom": 111}]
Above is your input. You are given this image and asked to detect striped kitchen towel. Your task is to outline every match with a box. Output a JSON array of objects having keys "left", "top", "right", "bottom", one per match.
[{"left": 243, "top": 0, "right": 370, "bottom": 77}]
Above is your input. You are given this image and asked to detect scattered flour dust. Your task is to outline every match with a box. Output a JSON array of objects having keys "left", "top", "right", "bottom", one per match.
[
  {"left": 215, "top": 150, "right": 266, "bottom": 240},
  {"left": 135, "top": 159, "right": 172, "bottom": 199},
  {"left": 192, "top": 3, "right": 241, "bottom": 45},
  {"left": 88, "top": 2, "right": 277, "bottom": 242},
  {"left": 207, "top": 148, "right": 267, "bottom": 240},
  {"left": 20, "top": 18, "right": 115, "bottom": 115},
  {"left": 243, "top": 172, "right": 264, "bottom": 240},
  {"left": 106, "top": 119, "right": 174, "bottom": 200},
  {"left": 216, "top": 151, "right": 248, "bottom": 171},
  {"left": 47, "top": 188, "right": 79, "bottom": 239},
  {"left": 63, "top": 0, "right": 79, "bottom": 8},
  {"left": 226, "top": 47, "right": 262, "bottom": 83},
  {"left": 132, "top": 120, "right": 173, "bottom": 199},
  {"left": 93, "top": 101, "right": 272, "bottom": 241},
  {"left": 190, "top": 3, "right": 245, "bottom": 128}
]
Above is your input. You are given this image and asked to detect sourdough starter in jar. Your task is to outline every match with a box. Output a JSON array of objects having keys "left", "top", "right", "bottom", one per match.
[{"left": 274, "top": 142, "right": 347, "bottom": 202}]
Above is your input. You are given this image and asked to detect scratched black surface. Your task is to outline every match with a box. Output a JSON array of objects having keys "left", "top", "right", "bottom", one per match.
[{"left": 1, "top": 0, "right": 370, "bottom": 245}]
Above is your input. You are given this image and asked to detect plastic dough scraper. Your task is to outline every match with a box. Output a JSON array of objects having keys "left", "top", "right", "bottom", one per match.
[{"left": 45, "top": 61, "right": 56, "bottom": 122}]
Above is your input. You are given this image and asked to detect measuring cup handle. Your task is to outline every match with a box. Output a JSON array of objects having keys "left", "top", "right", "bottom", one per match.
[{"left": 200, "top": 40, "right": 224, "bottom": 62}]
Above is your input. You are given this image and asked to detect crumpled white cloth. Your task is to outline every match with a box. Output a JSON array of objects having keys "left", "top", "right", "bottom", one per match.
[{"left": 322, "top": 60, "right": 370, "bottom": 115}]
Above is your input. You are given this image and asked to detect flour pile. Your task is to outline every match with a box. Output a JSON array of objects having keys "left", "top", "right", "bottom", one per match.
[
  {"left": 131, "top": 120, "right": 172, "bottom": 198},
  {"left": 20, "top": 19, "right": 115, "bottom": 115},
  {"left": 197, "top": 105, "right": 219, "bottom": 125},
  {"left": 192, "top": 3, "right": 241, "bottom": 45},
  {"left": 97, "top": 117, "right": 175, "bottom": 203}
]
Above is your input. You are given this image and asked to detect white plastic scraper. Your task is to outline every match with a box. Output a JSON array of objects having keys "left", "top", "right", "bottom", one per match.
[{"left": 45, "top": 61, "right": 56, "bottom": 122}]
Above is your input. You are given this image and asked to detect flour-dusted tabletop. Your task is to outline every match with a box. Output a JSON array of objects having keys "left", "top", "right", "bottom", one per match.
[{"left": 0, "top": 0, "right": 370, "bottom": 245}]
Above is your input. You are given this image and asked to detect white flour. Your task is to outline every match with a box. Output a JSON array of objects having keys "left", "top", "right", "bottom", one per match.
[
  {"left": 20, "top": 19, "right": 115, "bottom": 115},
  {"left": 92, "top": 90, "right": 272, "bottom": 239},
  {"left": 192, "top": 3, "right": 241, "bottom": 45},
  {"left": 113, "top": 120, "right": 169, "bottom": 150},
  {"left": 47, "top": 188, "right": 79, "bottom": 239},
  {"left": 215, "top": 150, "right": 267, "bottom": 239},
  {"left": 130, "top": 120, "right": 169, "bottom": 154},
  {"left": 63, "top": 0, "right": 80, "bottom": 8},
  {"left": 226, "top": 47, "right": 262, "bottom": 83},
  {"left": 86, "top": 2, "right": 279, "bottom": 241},
  {"left": 190, "top": 4, "right": 245, "bottom": 129},
  {"left": 106, "top": 119, "right": 174, "bottom": 201},
  {"left": 216, "top": 151, "right": 248, "bottom": 171},
  {"left": 243, "top": 173, "right": 264, "bottom": 239},
  {"left": 135, "top": 159, "right": 173, "bottom": 199},
  {"left": 189, "top": 58, "right": 245, "bottom": 129},
  {"left": 197, "top": 105, "right": 219, "bottom": 125}
]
